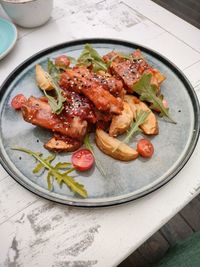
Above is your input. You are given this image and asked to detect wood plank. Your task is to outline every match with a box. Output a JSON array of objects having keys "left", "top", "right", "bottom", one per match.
[
  {"left": 152, "top": 0, "right": 200, "bottom": 29},
  {"left": 0, "top": 177, "right": 38, "bottom": 225},
  {"left": 180, "top": 197, "right": 200, "bottom": 231},
  {"left": 0, "top": 164, "right": 9, "bottom": 182},
  {"left": 160, "top": 213, "right": 194, "bottom": 246},
  {"left": 144, "top": 32, "right": 200, "bottom": 70},
  {"left": 137, "top": 232, "right": 169, "bottom": 264},
  {"left": 120, "top": 195, "right": 200, "bottom": 266},
  {"left": 195, "top": 193, "right": 200, "bottom": 202},
  {"left": 69, "top": 0, "right": 164, "bottom": 42},
  {"left": 119, "top": 232, "right": 169, "bottom": 267},
  {"left": 118, "top": 250, "right": 150, "bottom": 267},
  {"left": 195, "top": 84, "right": 200, "bottom": 101},
  {"left": 183, "top": 60, "right": 200, "bottom": 88},
  {"left": 0, "top": 200, "right": 100, "bottom": 267},
  {"left": 124, "top": 0, "right": 200, "bottom": 52}
]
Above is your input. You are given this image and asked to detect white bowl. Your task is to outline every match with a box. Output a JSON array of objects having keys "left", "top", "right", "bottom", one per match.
[{"left": 0, "top": 0, "right": 54, "bottom": 28}]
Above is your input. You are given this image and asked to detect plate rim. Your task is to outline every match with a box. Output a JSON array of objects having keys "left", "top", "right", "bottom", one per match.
[
  {"left": 0, "top": 38, "right": 199, "bottom": 207},
  {"left": 0, "top": 17, "right": 17, "bottom": 60}
]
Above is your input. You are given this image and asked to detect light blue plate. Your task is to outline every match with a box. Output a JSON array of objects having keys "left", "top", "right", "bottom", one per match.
[
  {"left": 0, "top": 39, "right": 199, "bottom": 207},
  {"left": 0, "top": 17, "right": 17, "bottom": 60}
]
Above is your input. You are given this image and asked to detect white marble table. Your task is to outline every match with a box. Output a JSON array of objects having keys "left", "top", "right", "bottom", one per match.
[{"left": 1, "top": 0, "right": 200, "bottom": 266}]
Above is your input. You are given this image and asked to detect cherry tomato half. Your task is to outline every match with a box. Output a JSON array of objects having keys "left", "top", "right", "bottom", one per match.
[
  {"left": 55, "top": 55, "right": 70, "bottom": 68},
  {"left": 137, "top": 139, "right": 154, "bottom": 158},
  {"left": 11, "top": 94, "right": 27, "bottom": 110},
  {"left": 72, "top": 149, "right": 94, "bottom": 171}
]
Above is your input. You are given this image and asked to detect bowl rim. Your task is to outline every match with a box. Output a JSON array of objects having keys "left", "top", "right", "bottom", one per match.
[{"left": 1, "top": 0, "right": 40, "bottom": 4}]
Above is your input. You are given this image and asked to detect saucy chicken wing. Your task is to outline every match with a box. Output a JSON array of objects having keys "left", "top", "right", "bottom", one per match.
[
  {"left": 103, "top": 50, "right": 165, "bottom": 93},
  {"left": 21, "top": 96, "right": 87, "bottom": 140},
  {"left": 59, "top": 66, "right": 123, "bottom": 114}
]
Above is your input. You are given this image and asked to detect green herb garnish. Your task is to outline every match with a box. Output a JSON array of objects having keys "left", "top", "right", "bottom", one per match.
[
  {"left": 47, "top": 59, "right": 61, "bottom": 80},
  {"left": 43, "top": 72, "right": 66, "bottom": 114},
  {"left": 12, "top": 147, "right": 87, "bottom": 198},
  {"left": 123, "top": 110, "right": 150, "bottom": 143},
  {"left": 78, "top": 43, "right": 108, "bottom": 72},
  {"left": 112, "top": 110, "right": 149, "bottom": 152},
  {"left": 84, "top": 134, "right": 106, "bottom": 177},
  {"left": 133, "top": 73, "right": 176, "bottom": 123}
]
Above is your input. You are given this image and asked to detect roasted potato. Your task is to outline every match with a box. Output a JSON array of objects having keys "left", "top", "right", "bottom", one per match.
[
  {"left": 150, "top": 69, "right": 166, "bottom": 85},
  {"left": 124, "top": 95, "right": 158, "bottom": 135},
  {"left": 44, "top": 137, "right": 82, "bottom": 152},
  {"left": 109, "top": 101, "right": 134, "bottom": 137},
  {"left": 95, "top": 128, "right": 138, "bottom": 161},
  {"left": 35, "top": 64, "right": 54, "bottom": 91}
]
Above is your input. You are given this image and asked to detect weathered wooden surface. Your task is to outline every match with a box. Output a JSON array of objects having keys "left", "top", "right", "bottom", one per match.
[
  {"left": 119, "top": 193, "right": 200, "bottom": 267},
  {"left": 1, "top": 0, "right": 200, "bottom": 266}
]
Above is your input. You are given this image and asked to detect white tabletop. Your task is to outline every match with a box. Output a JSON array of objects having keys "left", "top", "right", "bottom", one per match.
[{"left": 1, "top": 0, "right": 200, "bottom": 266}]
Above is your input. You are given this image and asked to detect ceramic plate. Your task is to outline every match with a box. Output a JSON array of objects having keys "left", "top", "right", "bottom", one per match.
[
  {"left": 0, "top": 17, "right": 17, "bottom": 60},
  {"left": 0, "top": 39, "right": 199, "bottom": 207}
]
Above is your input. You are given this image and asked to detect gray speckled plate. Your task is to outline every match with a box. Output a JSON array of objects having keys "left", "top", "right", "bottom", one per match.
[{"left": 0, "top": 39, "right": 199, "bottom": 207}]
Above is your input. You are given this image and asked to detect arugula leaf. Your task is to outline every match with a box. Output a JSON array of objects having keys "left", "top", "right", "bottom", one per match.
[
  {"left": 47, "top": 59, "right": 61, "bottom": 80},
  {"left": 43, "top": 72, "right": 66, "bottom": 114},
  {"left": 55, "top": 162, "right": 72, "bottom": 169},
  {"left": 33, "top": 162, "right": 44, "bottom": 174},
  {"left": 47, "top": 172, "right": 53, "bottom": 191},
  {"left": 84, "top": 134, "right": 106, "bottom": 177},
  {"left": 123, "top": 110, "right": 150, "bottom": 143},
  {"left": 133, "top": 73, "right": 176, "bottom": 123},
  {"left": 33, "top": 154, "right": 55, "bottom": 173},
  {"left": 78, "top": 44, "right": 108, "bottom": 72},
  {"left": 112, "top": 110, "right": 149, "bottom": 152},
  {"left": 12, "top": 147, "right": 88, "bottom": 198}
]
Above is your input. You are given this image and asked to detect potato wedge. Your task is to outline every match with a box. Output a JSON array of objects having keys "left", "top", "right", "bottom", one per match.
[
  {"left": 109, "top": 102, "right": 134, "bottom": 137},
  {"left": 35, "top": 64, "right": 54, "bottom": 91},
  {"left": 44, "top": 137, "right": 82, "bottom": 152},
  {"left": 95, "top": 128, "right": 138, "bottom": 161},
  {"left": 124, "top": 95, "right": 158, "bottom": 135},
  {"left": 150, "top": 69, "right": 166, "bottom": 86}
]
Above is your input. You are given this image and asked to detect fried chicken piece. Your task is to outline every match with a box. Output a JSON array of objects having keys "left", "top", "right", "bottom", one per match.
[
  {"left": 102, "top": 51, "right": 124, "bottom": 64},
  {"left": 62, "top": 90, "right": 96, "bottom": 124},
  {"left": 21, "top": 96, "right": 87, "bottom": 140},
  {"left": 59, "top": 66, "right": 123, "bottom": 114},
  {"left": 44, "top": 134, "right": 82, "bottom": 152},
  {"left": 103, "top": 50, "right": 165, "bottom": 93},
  {"left": 93, "top": 71, "right": 125, "bottom": 98}
]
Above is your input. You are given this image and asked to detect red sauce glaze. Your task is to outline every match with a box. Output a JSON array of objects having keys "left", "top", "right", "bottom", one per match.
[
  {"left": 111, "top": 59, "right": 149, "bottom": 92},
  {"left": 59, "top": 66, "right": 123, "bottom": 114},
  {"left": 21, "top": 96, "right": 88, "bottom": 140},
  {"left": 61, "top": 91, "right": 96, "bottom": 124},
  {"left": 92, "top": 72, "right": 124, "bottom": 98}
]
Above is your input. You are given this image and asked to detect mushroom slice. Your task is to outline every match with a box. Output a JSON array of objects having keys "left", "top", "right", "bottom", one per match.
[
  {"left": 95, "top": 128, "right": 138, "bottom": 161},
  {"left": 124, "top": 95, "right": 158, "bottom": 135},
  {"left": 35, "top": 64, "right": 54, "bottom": 91},
  {"left": 109, "top": 102, "right": 134, "bottom": 137}
]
